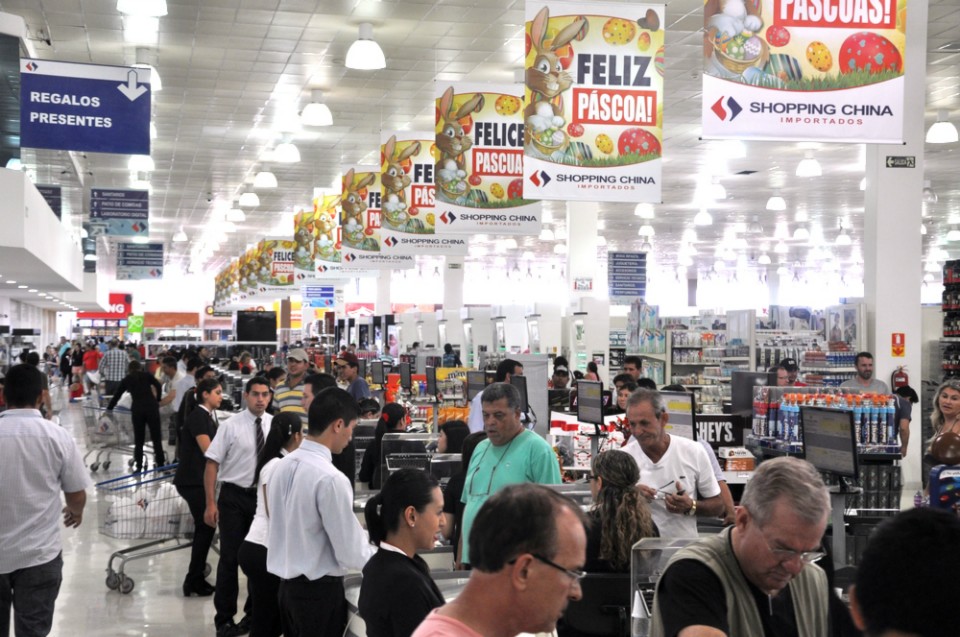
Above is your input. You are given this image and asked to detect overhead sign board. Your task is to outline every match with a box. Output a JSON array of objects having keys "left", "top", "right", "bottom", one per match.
[
  {"left": 302, "top": 285, "right": 336, "bottom": 308},
  {"left": 608, "top": 251, "right": 647, "bottom": 304},
  {"left": 116, "top": 242, "right": 163, "bottom": 280},
  {"left": 36, "top": 185, "right": 62, "bottom": 220},
  {"left": 20, "top": 58, "right": 151, "bottom": 155},
  {"left": 89, "top": 188, "right": 149, "bottom": 237}
]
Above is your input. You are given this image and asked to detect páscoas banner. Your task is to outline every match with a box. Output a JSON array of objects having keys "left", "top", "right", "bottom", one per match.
[
  {"left": 433, "top": 83, "right": 542, "bottom": 236},
  {"left": 340, "top": 165, "right": 381, "bottom": 257},
  {"left": 254, "top": 238, "right": 297, "bottom": 299},
  {"left": 522, "top": 1, "right": 665, "bottom": 203},
  {"left": 380, "top": 131, "right": 467, "bottom": 256},
  {"left": 701, "top": 0, "right": 906, "bottom": 142}
]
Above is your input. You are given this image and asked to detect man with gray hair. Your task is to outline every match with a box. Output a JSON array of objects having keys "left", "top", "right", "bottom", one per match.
[
  {"left": 413, "top": 483, "right": 587, "bottom": 637},
  {"left": 459, "top": 382, "right": 560, "bottom": 567},
  {"left": 650, "top": 456, "right": 832, "bottom": 637},
  {"left": 622, "top": 389, "right": 723, "bottom": 538}
]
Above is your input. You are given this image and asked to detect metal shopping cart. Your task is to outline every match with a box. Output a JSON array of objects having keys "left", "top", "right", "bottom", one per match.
[
  {"left": 82, "top": 400, "right": 135, "bottom": 472},
  {"left": 97, "top": 466, "right": 212, "bottom": 594}
]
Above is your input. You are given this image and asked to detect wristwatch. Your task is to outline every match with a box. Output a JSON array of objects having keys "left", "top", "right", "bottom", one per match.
[{"left": 686, "top": 499, "right": 698, "bottom": 516}]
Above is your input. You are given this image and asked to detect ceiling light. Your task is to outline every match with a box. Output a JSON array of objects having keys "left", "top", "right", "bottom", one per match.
[
  {"left": 794, "top": 209, "right": 809, "bottom": 223},
  {"left": 503, "top": 237, "right": 518, "bottom": 250},
  {"left": 128, "top": 155, "right": 154, "bottom": 172},
  {"left": 117, "top": 0, "right": 167, "bottom": 16},
  {"left": 722, "top": 248, "right": 737, "bottom": 261},
  {"left": 640, "top": 240, "right": 653, "bottom": 252},
  {"left": 924, "top": 273, "right": 935, "bottom": 283},
  {"left": 83, "top": 254, "right": 97, "bottom": 262},
  {"left": 222, "top": 221, "right": 237, "bottom": 233},
  {"left": 5, "top": 157, "right": 22, "bottom": 170},
  {"left": 254, "top": 170, "right": 278, "bottom": 189},
  {"left": 226, "top": 207, "right": 246, "bottom": 222},
  {"left": 5, "top": 280, "right": 15, "bottom": 284},
  {"left": 553, "top": 243, "right": 568, "bottom": 254},
  {"left": 28, "top": 289, "right": 37, "bottom": 293},
  {"left": 274, "top": 137, "right": 301, "bottom": 163},
  {"left": 923, "top": 180, "right": 938, "bottom": 204},
  {"left": 679, "top": 255, "right": 694, "bottom": 267},
  {"left": 926, "top": 109, "right": 959, "bottom": 144},
  {"left": 777, "top": 265, "right": 790, "bottom": 276},
  {"left": 747, "top": 216, "right": 763, "bottom": 234},
  {"left": 835, "top": 230, "right": 852, "bottom": 246},
  {"left": 301, "top": 90, "right": 334, "bottom": 126},
  {"left": 947, "top": 228, "right": 960, "bottom": 242},
  {"left": 345, "top": 23, "right": 386, "bottom": 70},
  {"left": 634, "top": 203, "right": 655, "bottom": 219},
  {"left": 17, "top": 285, "right": 27, "bottom": 289},
  {"left": 774, "top": 241, "right": 788, "bottom": 254},
  {"left": 765, "top": 191, "right": 786, "bottom": 211},
  {"left": 793, "top": 226, "right": 810, "bottom": 240},
  {"left": 795, "top": 151, "right": 822, "bottom": 177},
  {"left": 173, "top": 228, "right": 187, "bottom": 243},
  {"left": 709, "top": 178, "right": 726, "bottom": 201},
  {"left": 638, "top": 224, "right": 655, "bottom": 237},
  {"left": 721, "top": 139, "right": 746, "bottom": 159},
  {"left": 131, "top": 236, "right": 150, "bottom": 244},
  {"left": 538, "top": 228, "right": 555, "bottom": 241},
  {"left": 694, "top": 209, "right": 713, "bottom": 226},
  {"left": 123, "top": 15, "right": 159, "bottom": 45},
  {"left": 238, "top": 192, "right": 260, "bottom": 207},
  {"left": 758, "top": 253, "right": 772, "bottom": 265},
  {"left": 925, "top": 260, "right": 940, "bottom": 273}
]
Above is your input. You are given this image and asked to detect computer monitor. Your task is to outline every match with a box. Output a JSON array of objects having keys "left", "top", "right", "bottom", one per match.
[
  {"left": 577, "top": 380, "right": 605, "bottom": 433},
  {"left": 549, "top": 388, "right": 571, "bottom": 411},
  {"left": 661, "top": 390, "right": 696, "bottom": 441},
  {"left": 466, "top": 371, "right": 486, "bottom": 401},
  {"left": 429, "top": 453, "right": 462, "bottom": 489},
  {"left": 425, "top": 366, "right": 438, "bottom": 397},
  {"left": 510, "top": 374, "right": 528, "bottom": 415},
  {"left": 730, "top": 371, "right": 778, "bottom": 415},
  {"left": 357, "top": 357, "right": 367, "bottom": 380},
  {"left": 399, "top": 362, "right": 412, "bottom": 391},
  {"left": 800, "top": 406, "right": 859, "bottom": 488},
  {"left": 370, "top": 360, "right": 385, "bottom": 385}
]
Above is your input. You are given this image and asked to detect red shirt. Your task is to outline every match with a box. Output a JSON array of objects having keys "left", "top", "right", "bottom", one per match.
[{"left": 83, "top": 349, "right": 102, "bottom": 371}]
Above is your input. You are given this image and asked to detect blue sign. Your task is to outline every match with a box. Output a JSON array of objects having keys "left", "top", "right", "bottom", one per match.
[
  {"left": 116, "top": 243, "right": 163, "bottom": 280},
  {"left": 608, "top": 251, "right": 646, "bottom": 304},
  {"left": 302, "top": 285, "right": 335, "bottom": 308},
  {"left": 36, "top": 185, "right": 62, "bottom": 220},
  {"left": 20, "top": 58, "right": 151, "bottom": 155},
  {"left": 89, "top": 188, "right": 149, "bottom": 237}
]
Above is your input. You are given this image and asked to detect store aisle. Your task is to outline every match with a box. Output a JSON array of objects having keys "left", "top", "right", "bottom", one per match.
[{"left": 50, "top": 403, "right": 220, "bottom": 636}]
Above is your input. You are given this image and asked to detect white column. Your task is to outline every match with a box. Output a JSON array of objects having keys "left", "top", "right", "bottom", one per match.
[
  {"left": 374, "top": 271, "right": 391, "bottom": 314},
  {"left": 863, "top": 0, "right": 928, "bottom": 494},
  {"left": 444, "top": 257, "right": 465, "bottom": 311},
  {"left": 566, "top": 201, "right": 600, "bottom": 301}
]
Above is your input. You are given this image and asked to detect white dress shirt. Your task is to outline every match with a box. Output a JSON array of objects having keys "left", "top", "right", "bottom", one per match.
[
  {"left": 244, "top": 454, "right": 284, "bottom": 547},
  {"left": 0, "top": 409, "right": 92, "bottom": 572},
  {"left": 205, "top": 409, "right": 272, "bottom": 488},
  {"left": 171, "top": 372, "right": 195, "bottom": 412},
  {"left": 266, "top": 439, "right": 374, "bottom": 580},
  {"left": 467, "top": 389, "right": 484, "bottom": 433}
]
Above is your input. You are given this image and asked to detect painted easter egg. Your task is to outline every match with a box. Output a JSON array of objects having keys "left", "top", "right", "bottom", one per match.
[
  {"left": 495, "top": 94, "right": 521, "bottom": 116},
  {"left": 595, "top": 134, "right": 614, "bottom": 154},
  {"left": 490, "top": 183, "right": 505, "bottom": 198},
  {"left": 507, "top": 179, "right": 523, "bottom": 200},
  {"left": 602, "top": 18, "right": 636, "bottom": 45},
  {"left": 618, "top": 128, "right": 661, "bottom": 157},
  {"left": 567, "top": 123, "right": 584, "bottom": 138},
  {"left": 805, "top": 41, "right": 833, "bottom": 72},
  {"left": 638, "top": 31, "right": 651, "bottom": 52},
  {"left": 766, "top": 25, "right": 790, "bottom": 48},
  {"left": 655, "top": 45, "right": 665, "bottom": 76},
  {"left": 838, "top": 32, "right": 902, "bottom": 74}
]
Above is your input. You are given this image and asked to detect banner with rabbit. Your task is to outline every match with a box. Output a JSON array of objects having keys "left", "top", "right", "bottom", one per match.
[
  {"left": 250, "top": 238, "right": 298, "bottom": 300},
  {"left": 522, "top": 1, "right": 665, "bottom": 203},
  {"left": 292, "top": 193, "right": 343, "bottom": 282},
  {"left": 701, "top": 0, "right": 906, "bottom": 142},
  {"left": 380, "top": 131, "right": 468, "bottom": 256},
  {"left": 433, "top": 83, "right": 542, "bottom": 237}
]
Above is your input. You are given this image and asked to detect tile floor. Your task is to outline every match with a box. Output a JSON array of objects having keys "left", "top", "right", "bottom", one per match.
[{"left": 51, "top": 403, "right": 221, "bottom": 636}]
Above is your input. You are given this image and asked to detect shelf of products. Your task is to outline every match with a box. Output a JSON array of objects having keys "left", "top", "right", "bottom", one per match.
[{"left": 943, "top": 260, "right": 960, "bottom": 380}]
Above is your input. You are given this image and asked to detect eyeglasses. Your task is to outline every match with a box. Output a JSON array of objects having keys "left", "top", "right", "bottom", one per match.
[
  {"left": 530, "top": 553, "right": 587, "bottom": 582},
  {"left": 759, "top": 531, "right": 825, "bottom": 564}
]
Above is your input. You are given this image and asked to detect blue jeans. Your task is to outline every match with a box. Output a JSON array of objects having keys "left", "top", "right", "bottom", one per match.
[{"left": 0, "top": 554, "right": 63, "bottom": 637}]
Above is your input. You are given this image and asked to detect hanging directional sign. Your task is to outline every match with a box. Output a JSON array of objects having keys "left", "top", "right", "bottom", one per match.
[
  {"left": 19, "top": 58, "right": 151, "bottom": 155},
  {"left": 116, "top": 243, "right": 163, "bottom": 280},
  {"left": 89, "top": 188, "right": 149, "bottom": 237}
]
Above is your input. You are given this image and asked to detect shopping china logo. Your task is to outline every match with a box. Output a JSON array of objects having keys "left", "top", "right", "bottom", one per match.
[
  {"left": 343, "top": 253, "right": 357, "bottom": 262},
  {"left": 439, "top": 211, "right": 457, "bottom": 225},
  {"left": 528, "top": 170, "right": 552, "bottom": 187},
  {"left": 383, "top": 236, "right": 398, "bottom": 247},
  {"left": 24, "top": 61, "right": 38, "bottom": 71},
  {"left": 711, "top": 96, "right": 742, "bottom": 121}
]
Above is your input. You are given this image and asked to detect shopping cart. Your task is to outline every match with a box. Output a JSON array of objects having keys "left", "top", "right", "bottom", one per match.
[
  {"left": 82, "top": 400, "right": 136, "bottom": 472},
  {"left": 97, "top": 465, "right": 211, "bottom": 594}
]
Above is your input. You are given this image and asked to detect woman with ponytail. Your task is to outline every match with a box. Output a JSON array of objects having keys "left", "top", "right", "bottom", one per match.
[
  {"left": 237, "top": 412, "right": 303, "bottom": 637},
  {"left": 586, "top": 449, "right": 658, "bottom": 572},
  {"left": 359, "top": 468, "right": 445, "bottom": 637},
  {"left": 358, "top": 402, "right": 408, "bottom": 489}
]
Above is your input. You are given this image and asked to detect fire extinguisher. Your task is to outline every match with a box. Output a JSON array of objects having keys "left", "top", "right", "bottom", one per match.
[{"left": 891, "top": 366, "right": 909, "bottom": 390}]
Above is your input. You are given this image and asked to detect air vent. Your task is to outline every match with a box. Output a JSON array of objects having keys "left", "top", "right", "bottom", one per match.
[
  {"left": 937, "top": 42, "right": 960, "bottom": 52},
  {"left": 734, "top": 170, "right": 758, "bottom": 175}
]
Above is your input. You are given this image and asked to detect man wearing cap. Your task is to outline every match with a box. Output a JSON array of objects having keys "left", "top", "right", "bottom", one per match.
[
  {"left": 780, "top": 358, "right": 807, "bottom": 387},
  {"left": 336, "top": 352, "right": 370, "bottom": 402},
  {"left": 273, "top": 348, "right": 311, "bottom": 421},
  {"left": 549, "top": 365, "right": 571, "bottom": 389}
]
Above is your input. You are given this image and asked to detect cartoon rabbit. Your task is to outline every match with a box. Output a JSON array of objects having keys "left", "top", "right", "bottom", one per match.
[
  {"left": 436, "top": 86, "right": 484, "bottom": 178},
  {"left": 341, "top": 168, "right": 376, "bottom": 247},
  {"left": 382, "top": 135, "right": 422, "bottom": 230}
]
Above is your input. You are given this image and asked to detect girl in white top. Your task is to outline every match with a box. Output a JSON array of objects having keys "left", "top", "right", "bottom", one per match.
[{"left": 238, "top": 412, "right": 303, "bottom": 637}]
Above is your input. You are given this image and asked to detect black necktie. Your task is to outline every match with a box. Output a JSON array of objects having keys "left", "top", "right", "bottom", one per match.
[{"left": 255, "top": 416, "right": 264, "bottom": 457}]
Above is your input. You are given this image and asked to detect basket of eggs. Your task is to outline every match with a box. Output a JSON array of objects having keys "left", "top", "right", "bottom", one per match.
[{"left": 712, "top": 31, "right": 769, "bottom": 74}]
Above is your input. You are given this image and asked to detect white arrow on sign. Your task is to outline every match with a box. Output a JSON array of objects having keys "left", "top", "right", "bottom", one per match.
[{"left": 117, "top": 69, "right": 148, "bottom": 101}]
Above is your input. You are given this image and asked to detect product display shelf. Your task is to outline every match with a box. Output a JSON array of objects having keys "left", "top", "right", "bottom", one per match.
[
  {"left": 942, "top": 260, "right": 960, "bottom": 380},
  {"left": 608, "top": 329, "right": 627, "bottom": 384}
]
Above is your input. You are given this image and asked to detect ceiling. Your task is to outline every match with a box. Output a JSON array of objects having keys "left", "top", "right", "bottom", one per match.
[{"left": 2, "top": 0, "right": 960, "bottom": 306}]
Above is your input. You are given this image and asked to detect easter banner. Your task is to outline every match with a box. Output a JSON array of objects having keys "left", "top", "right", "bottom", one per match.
[
  {"left": 522, "top": 2, "right": 665, "bottom": 204},
  {"left": 433, "top": 83, "right": 543, "bottom": 237},
  {"left": 254, "top": 238, "right": 298, "bottom": 299},
  {"left": 381, "top": 131, "right": 468, "bottom": 256},
  {"left": 701, "top": 0, "right": 906, "bottom": 142},
  {"left": 340, "top": 165, "right": 382, "bottom": 258},
  {"left": 294, "top": 193, "right": 343, "bottom": 282},
  {"left": 238, "top": 247, "right": 258, "bottom": 302}
]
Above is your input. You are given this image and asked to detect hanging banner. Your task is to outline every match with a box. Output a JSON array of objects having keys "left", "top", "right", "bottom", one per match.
[
  {"left": 522, "top": 2, "right": 665, "bottom": 203},
  {"left": 239, "top": 246, "right": 258, "bottom": 302},
  {"left": 310, "top": 193, "right": 344, "bottom": 275},
  {"left": 116, "top": 242, "right": 163, "bottom": 280},
  {"left": 701, "top": 0, "right": 906, "bottom": 142},
  {"left": 380, "top": 131, "right": 469, "bottom": 256},
  {"left": 89, "top": 188, "right": 149, "bottom": 237},
  {"left": 340, "top": 165, "right": 381, "bottom": 258},
  {"left": 254, "top": 238, "right": 297, "bottom": 298},
  {"left": 434, "top": 83, "right": 542, "bottom": 236}
]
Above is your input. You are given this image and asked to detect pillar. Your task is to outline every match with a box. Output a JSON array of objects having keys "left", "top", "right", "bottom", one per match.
[
  {"left": 566, "top": 201, "right": 600, "bottom": 301},
  {"left": 374, "top": 270, "right": 391, "bottom": 315},
  {"left": 444, "top": 257, "right": 464, "bottom": 311},
  {"left": 863, "top": 0, "right": 927, "bottom": 494}
]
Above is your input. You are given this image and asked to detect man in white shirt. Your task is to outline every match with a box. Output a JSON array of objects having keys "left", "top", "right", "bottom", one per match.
[
  {"left": 267, "top": 387, "right": 374, "bottom": 637},
  {"left": 467, "top": 359, "right": 522, "bottom": 433},
  {"left": 622, "top": 389, "right": 723, "bottom": 537},
  {"left": 0, "top": 364, "right": 91, "bottom": 637},
  {"left": 204, "top": 377, "right": 273, "bottom": 637}
]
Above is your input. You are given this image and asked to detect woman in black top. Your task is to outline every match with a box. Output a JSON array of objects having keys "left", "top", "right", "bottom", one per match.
[
  {"left": 360, "top": 469, "right": 445, "bottom": 637},
  {"left": 437, "top": 419, "right": 469, "bottom": 455},
  {"left": 173, "top": 377, "right": 222, "bottom": 597},
  {"left": 106, "top": 359, "right": 166, "bottom": 471},
  {"left": 440, "top": 431, "right": 486, "bottom": 566},
  {"left": 358, "top": 403, "right": 408, "bottom": 489}
]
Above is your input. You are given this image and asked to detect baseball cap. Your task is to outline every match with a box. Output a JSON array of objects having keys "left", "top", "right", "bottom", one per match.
[
  {"left": 336, "top": 351, "right": 360, "bottom": 367},
  {"left": 554, "top": 365, "right": 570, "bottom": 376},
  {"left": 287, "top": 348, "right": 310, "bottom": 363},
  {"left": 780, "top": 358, "right": 799, "bottom": 372}
]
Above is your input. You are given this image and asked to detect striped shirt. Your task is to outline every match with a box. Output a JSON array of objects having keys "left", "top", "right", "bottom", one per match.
[{"left": 274, "top": 379, "right": 306, "bottom": 424}]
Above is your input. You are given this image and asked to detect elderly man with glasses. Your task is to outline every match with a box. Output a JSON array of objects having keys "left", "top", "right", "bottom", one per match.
[{"left": 650, "top": 456, "right": 832, "bottom": 637}]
